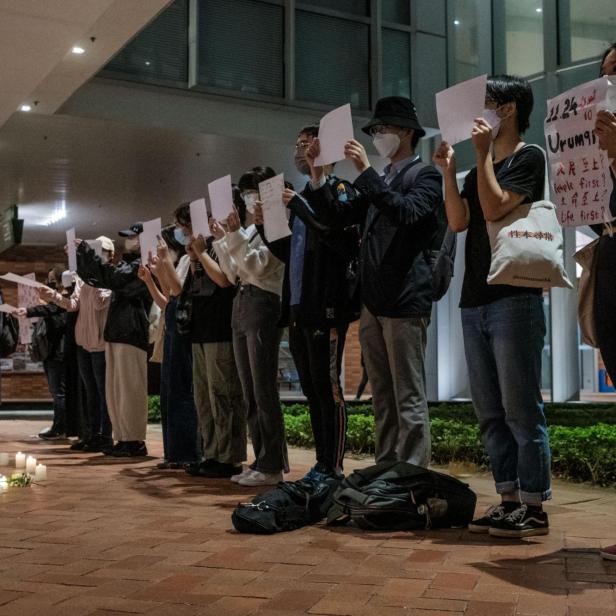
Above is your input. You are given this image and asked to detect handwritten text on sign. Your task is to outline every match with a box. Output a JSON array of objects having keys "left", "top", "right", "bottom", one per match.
[{"left": 544, "top": 77, "right": 613, "bottom": 227}]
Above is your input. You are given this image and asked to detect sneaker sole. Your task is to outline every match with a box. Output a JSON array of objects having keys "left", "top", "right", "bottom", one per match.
[
  {"left": 600, "top": 551, "right": 616, "bottom": 561},
  {"left": 238, "top": 479, "right": 281, "bottom": 487},
  {"left": 467, "top": 524, "right": 491, "bottom": 534},
  {"left": 489, "top": 527, "right": 549, "bottom": 538}
]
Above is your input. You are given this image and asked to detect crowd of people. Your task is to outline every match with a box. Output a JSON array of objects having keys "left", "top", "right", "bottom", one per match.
[{"left": 10, "top": 42, "right": 616, "bottom": 553}]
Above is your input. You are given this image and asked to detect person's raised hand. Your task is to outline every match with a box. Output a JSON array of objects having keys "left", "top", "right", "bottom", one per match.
[
  {"left": 253, "top": 202, "right": 264, "bottom": 226},
  {"left": 432, "top": 141, "right": 456, "bottom": 173},
  {"left": 471, "top": 118, "right": 493, "bottom": 157},
  {"left": 282, "top": 188, "right": 298, "bottom": 207},
  {"left": 138, "top": 264, "right": 152, "bottom": 283},
  {"left": 210, "top": 220, "right": 225, "bottom": 240},
  {"left": 227, "top": 208, "right": 241, "bottom": 233},
  {"left": 15, "top": 307, "right": 27, "bottom": 318},
  {"left": 595, "top": 109, "right": 616, "bottom": 158},
  {"left": 38, "top": 286, "right": 56, "bottom": 302},
  {"left": 344, "top": 139, "right": 370, "bottom": 173}
]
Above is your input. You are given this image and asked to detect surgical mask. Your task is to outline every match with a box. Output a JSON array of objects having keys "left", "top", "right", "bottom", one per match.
[
  {"left": 174, "top": 228, "right": 190, "bottom": 246},
  {"left": 372, "top": 133, "right": 400, "bottom": 159},
  {"left": 482, "top": 109, "right": 502, "bottom": 139},
  {"left": 294, "top": 154, "right": 311, "bottom": 176},
  {"left": 243, "top": 192, "right": 258, "bottom": 214},
  {"left": 47, "top": 281, "right": 57, "bottom": 290}
]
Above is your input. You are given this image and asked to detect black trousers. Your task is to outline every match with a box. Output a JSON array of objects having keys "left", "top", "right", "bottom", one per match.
[
  {"left": 594, "top": 234, "right": 616, "bottom": 387},
  {"left": 288, "top": 323, "right": 348, "bottom": 472}
]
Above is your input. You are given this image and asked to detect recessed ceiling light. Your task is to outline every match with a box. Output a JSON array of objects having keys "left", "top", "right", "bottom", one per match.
[
  {"left": 145, "top": 61, "right": 151, "bottom": 66},
  {"left": 453, "top": 19, "right": 461, "bottom": 25},
  {"left": 536, "top": 7, "right": 543, "bottom": 12},
  {"left": 71, "top": 46, "right": 85, "bottom": 55},
  {"left": 19, "top": 104, "right": 32, "bottom": 112}
]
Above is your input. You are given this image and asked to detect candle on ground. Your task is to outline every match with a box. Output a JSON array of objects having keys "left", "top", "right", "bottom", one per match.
[
  {"left": 0, "top": 453, "right": 9, "bottom": 466},
  {"left": 34, "top": 464, "right": 47, "bottom": 481},
  {"left": 26, "top": 456, "right": 37, "bottom": 474},
  {"left": 15, "top": 452, "right": 26, "bottom": 469}
]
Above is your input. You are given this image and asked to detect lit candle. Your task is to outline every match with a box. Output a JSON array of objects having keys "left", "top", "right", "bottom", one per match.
[
  {"left": 15, "top": 452, "right": 26, "bottom": 469},
  {"left": 0, "top": 453, "right": 9, "bottom": 466},
  {"left": 26, "top": 456, "right": 37, "bottom": 474},
  {"left": 34, "top": 464, "right": 47, "bottom": 481}
]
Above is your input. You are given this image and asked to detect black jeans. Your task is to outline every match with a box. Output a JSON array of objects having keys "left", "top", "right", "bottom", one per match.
[
  {"left": 76, "top": 346, "right": 111, "bottom": 439},
  {"left": 160, "top": 297, "right": 200, "bottom": 464},
  {"left": 288, "top": 323, "right": 348, "bottom": 472},
  {"left": 43, "top": 359, "right": 66, "bottom": 431},
  {"left": 594, "top": 234, "right": 616, "bottom": 386}
]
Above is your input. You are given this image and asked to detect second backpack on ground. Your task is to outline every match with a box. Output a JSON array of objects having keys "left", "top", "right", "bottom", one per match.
[{"left": 326, "top": 461, "right": 477, "bottom": 531}]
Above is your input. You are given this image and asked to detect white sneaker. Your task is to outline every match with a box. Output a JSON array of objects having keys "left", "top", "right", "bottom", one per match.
[
  {"left": 230, "top": 467, "right": 252, "bottom": 483},
  {"left": 238, "top": 470, "right": 283, "bottom": 487}
]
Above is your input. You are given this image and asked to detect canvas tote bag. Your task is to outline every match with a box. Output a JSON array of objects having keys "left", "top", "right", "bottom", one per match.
[{"left": 486, "top": 145, "right": 573, "bottom": 289}]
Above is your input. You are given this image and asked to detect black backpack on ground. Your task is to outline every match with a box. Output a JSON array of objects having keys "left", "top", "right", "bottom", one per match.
[
  {"left": 326, "top": 461, "right": 476, "bottom": 531},
  {"left": 0, "top": 313, "right": 19, "bottom": 358},
  {"left": 232, "top": 477, "right": 340, "bottom": 534}
]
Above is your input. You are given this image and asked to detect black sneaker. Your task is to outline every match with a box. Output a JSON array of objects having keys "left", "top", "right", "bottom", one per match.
[
  {"left": 102, "top": 441, "right": 123, "bottom": 456},
  {"left": 39, "top": 428, "right": 67, "bottom": 441},
  {"left": 197, "top": 461, "right": 242, "bottom": 478},
  {"left": 489, "top": 504, "right": 549, "bottom": 538},
  {"left": 185, "top": 459, "right": 216, "bottom": 476},
  {"left": 112, "top": 441, "right": 148, "bottom": 458},
  {"left": 83, "top": 435, "right": 113, "bottom": 452},
  {"left": 468, "top": 502, "right": 519, "bottom": 533},
  {"left": 69, "top": 439, "right": 88, "bottom": 451}
]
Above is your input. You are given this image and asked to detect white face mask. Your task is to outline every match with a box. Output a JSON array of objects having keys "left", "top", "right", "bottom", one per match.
[
  {"left": 482, "top": 108, "right": 502, "bottom": 139},
  {"left": 372, "top": 132, "right": 401, "bottom": 159},
  {"left": 243, "top": 192, "right": 258, "bottom": 214}
]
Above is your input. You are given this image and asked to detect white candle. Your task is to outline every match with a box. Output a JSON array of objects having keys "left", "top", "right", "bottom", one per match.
[
  {"left": 34, "top": 464, "right": 47, "bottom": 481},
  {"left": 0, "top": 453, "right": 9, "bottom": 466},
  {"left": 15, "top": 452, "right": 26, "bottom": 469},
  {"left": 26, "top": 456, "right": 37, "bottom": 474}
]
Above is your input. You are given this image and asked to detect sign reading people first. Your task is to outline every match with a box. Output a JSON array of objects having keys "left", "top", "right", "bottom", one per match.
[{"left": 545, "top": 77, "right": 615, "bottom": 226}]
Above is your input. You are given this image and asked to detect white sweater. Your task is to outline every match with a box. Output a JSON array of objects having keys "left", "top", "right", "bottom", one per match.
[{"left": 213, "top": 225, "right": 284, "bottom": 296}]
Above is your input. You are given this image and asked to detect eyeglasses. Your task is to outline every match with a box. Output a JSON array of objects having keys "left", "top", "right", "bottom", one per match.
[
  {"left": 294, "top": 140, "right": 313, "bottom": 151},
  {"left": 368, "top": 125, "right": 394, "bottom": 136}
]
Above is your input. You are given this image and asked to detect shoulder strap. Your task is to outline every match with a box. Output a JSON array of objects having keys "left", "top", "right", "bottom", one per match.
[{"left": 400, "top": 160, "right": 429, "bottom": 188}]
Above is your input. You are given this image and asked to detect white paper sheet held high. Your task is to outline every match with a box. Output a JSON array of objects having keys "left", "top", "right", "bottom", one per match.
[
  {"left": 0, "top": 273, "right": 46, "bottom": 288},
  {"left": 208, "top": 175, "right": 233, "bottom": 221},
  {"left": 259, "top": 174, "right": 291, "bottom": 243},
  {"left": 314, "top": 103, "right": 354, "bottom": 166},
  {"left": 139, "top": 218, "right": 162, "bottom": 266},
  {"left": 66, "top": 228, "right": 77, "bottom": 272},
  {"left": 190, "top": 198, "right": 211, "bottom": 238}
]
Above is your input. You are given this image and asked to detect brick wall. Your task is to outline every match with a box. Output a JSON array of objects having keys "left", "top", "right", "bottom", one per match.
[
  {"left": 343, "top": 320, "right": 370, "bottom": 398},
  {"left": 0, "top": 244, "right": 65, "bottom": 402}
]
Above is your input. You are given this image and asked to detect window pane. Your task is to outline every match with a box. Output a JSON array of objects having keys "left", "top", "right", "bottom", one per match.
[
  {"left": 448, "top": 0, "right": 490, "bottom": 83},
  {"left": 296, "top": 11, "right": 370, "bottom": 109},
  {"left": 198, "top": 0, "right": 284, "bottom": 97},
  {"left": 382, "top": 0, "right": 410, "bottom": 24},
  {"left": 414, "top": 0, "right": 446, "bottom": 35},
  {"left": 301, "top": 0, "right": 369, "bottom": 17},
  {"left": 382, "top": 29, "right": 410, "bottom": 97},
  {"left": 503, "top": 0, "right": 544, "bottom": 75},
  {"left": 105, "top": 0, "right": 188, "bottom": 83},
  {"left": 560, "top": 0, "right": 616, "bottom": 63}
]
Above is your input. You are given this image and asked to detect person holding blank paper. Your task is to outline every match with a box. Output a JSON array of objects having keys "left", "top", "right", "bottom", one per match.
[
  {"left": 256, "top": 124, "right": 361, "bottom": 481},
  {"left": 433, "top": 75, "right": 551, "bottom": 538},
  {"left": 212, "top": 166, "right": 288, "bottom": 486},
  {"left": 77, "top": 224, "right": 152, "bottom": 458},
  {"left": 303, "top": 97, "right": 443, "bottom": 471}
]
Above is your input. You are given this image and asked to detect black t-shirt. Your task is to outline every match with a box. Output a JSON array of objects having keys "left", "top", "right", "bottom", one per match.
[
  {"left": 185, "top": 244, "right": 234, "bottom": 344},
  {"left": 460, "top": 145, "right": 546, "bottom": 308},
  {"left": 590, "top": 169, "right": 616, "bottom": 235}
]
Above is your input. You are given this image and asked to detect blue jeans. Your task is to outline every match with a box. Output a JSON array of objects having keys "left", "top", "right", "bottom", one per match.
[
  {"left": 461, "top": 294, "right": 551, "bottom": 504},
  {"left": 160, "top": 297, "right": 200, "bottom": 464},
  {"left": 76, "top": 347, "right": 111, "bottom": 439}
]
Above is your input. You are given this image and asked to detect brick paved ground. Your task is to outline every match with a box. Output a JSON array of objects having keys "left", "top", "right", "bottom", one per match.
[{"left": 0, "top": 420, "right": 615, "bottom": 616}]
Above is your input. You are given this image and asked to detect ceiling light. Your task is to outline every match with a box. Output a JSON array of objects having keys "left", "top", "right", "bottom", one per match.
[
  {"left": 453, "top": 19, "right": 461, "bottom": 26},
  {"left": 145, "top": 61, "right": 151, "bottom": 66},
  {"left": 19, "top": 104, "right": 32, "bottom": 112},
  {"left": 71, "top": 46, "right": 85, "bottom": 55},
  {"left": 44, "top": 201, "right": 67, "bottom": 226},
  {"left": 536, "top": 7, "right": 542, "bottom": 12}
]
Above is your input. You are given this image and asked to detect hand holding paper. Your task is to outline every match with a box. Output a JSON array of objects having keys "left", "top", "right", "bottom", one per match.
[
  {"left": 0, "top": 273, "right": 46, "bottom": 288},
  {"left": 436, "top": 74, "right": 487, "bottom": 145},
  {"left": 139, "top": 218, "right": 162, "bottom": 266}
]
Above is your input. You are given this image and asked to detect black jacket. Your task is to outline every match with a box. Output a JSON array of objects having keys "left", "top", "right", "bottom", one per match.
[
  {"left": 307, "top": 160, "right": 443, "bottom": 318},
  {"left": 258, "top": 177, "right": 361, "bottom": 328},
  {"left": 77, "top": 243, "right": 152, "bottom": 352},
  {"left": 27, "top": 303, "right": 66, "bottom": 363}
]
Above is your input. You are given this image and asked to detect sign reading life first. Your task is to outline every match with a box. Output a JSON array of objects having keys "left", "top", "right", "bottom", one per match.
[{"left": 544, "top": 76, "right": 615, "bottom": 227}]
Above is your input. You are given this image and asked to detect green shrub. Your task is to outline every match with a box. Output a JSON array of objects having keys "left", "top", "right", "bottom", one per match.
[{"left": 148, "top": 395, "right": 161, "bottom": 423}]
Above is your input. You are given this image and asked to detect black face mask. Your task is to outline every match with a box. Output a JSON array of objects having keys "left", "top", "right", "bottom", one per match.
[
  {"left": 294, "top": 154, "right": 311, "bottom": 176},
  {"left": 47, "top": 282, "right": 57, "bottom": 290}
]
